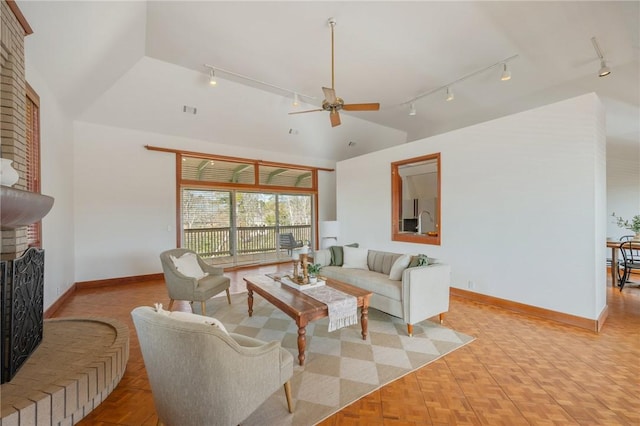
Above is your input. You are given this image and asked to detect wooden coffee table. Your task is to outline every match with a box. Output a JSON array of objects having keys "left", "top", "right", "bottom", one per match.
[{"left": 243, "top": 275, "right": 372, "bottom": 366}]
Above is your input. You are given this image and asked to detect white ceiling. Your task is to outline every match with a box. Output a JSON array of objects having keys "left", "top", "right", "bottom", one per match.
[{"left": 19, "top": 1, "right": 640, "bottom": 161}]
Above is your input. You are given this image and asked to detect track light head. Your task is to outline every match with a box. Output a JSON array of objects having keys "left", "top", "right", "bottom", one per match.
[
  {"left": 598, "top": 60, "right": 611, "bottom": 77},
  {"left": 209, "top": 68, "right": 217, "bottom": 86},
  {"left": 446, "top": 87, "right": 454, "bottom": 101},
  {"left": 293, "top": 93, "right": 299, "bottom": 107},
  {"left": 500, "top": 63, "right": 511, "bottom": 81},
  {"left": 591, "top": 37, "right": 611, "bottom": 78},
  {"left": 408, "top": 103, "right": 416, "bottom": 116}
]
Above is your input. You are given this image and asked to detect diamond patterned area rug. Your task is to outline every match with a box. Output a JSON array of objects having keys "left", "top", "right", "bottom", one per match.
[{"left": 194, "top": 293, "right": 474, "bottom": 425}]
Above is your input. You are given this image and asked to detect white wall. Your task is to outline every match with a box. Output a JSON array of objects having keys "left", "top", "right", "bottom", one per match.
[
  {"left": 336, "top": 93, "right": 607, "bottom": 320},
  {"left": 73, "top": 122, "right": 337, "bottom": 282},
  {"left": 606, "top": 144, "right": 640, "bottom": 240},
  {"left": 24, "top": 67, "right": 76, "bottom": 311}
]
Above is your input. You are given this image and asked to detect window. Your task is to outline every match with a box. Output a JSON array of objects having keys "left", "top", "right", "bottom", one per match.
[{"left": 25, "top": 83, "right": 41, "bottom": 248}]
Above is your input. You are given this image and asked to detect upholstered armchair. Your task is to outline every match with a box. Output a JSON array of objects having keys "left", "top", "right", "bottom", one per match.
[
  {"left": 159, "top": 248, "right": 231, "bottom": 316},
  {"left": 131, "top": 306, "right": 294, "bottom": 426}
]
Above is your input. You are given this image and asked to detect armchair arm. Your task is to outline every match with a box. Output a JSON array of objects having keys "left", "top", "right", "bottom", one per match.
[
  {"left": 162, "top": 260, "right": 200, "bottom": 291},
  {"left": 401, "top": 263, "right": 451, "bottom": 325},
  {"left": 230, "top": 333, "right": 281, "bottom": 354},
  {"left": 200, "top": 261, "right": 224, "bottom": 276}
]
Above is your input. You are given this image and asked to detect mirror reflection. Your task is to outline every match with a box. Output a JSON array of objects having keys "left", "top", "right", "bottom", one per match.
[{"left": 391, "top": 153, "right": 440, "bottom": 245}]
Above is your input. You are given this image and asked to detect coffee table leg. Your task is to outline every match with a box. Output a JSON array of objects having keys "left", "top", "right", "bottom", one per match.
[
  {"left": 247, "top": 289, "right": 254, "bottom": 317},
  {"left": 297, "top": 324, "right": 306, "bottom": 366},
  {"left": 360, "top": 305, "right": 369, "bottom": 340}
]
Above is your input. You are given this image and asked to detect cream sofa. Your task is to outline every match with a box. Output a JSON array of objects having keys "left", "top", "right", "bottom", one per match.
[{"left": 313, "top": 248, "right": 451, "bottom": 336}]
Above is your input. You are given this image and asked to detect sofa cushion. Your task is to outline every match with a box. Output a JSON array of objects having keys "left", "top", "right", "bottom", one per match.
[
  {"left": 329, "top": 243, "right": 359, "bottom": 266},
  {"left": 342, "top": 246, "right": 369, "bottom": 270},
  {"left": 389, "top": 254, "right": 411, "bottom": 280},
  {"left": 320, "top": 266, "right": 402, "bottom": 301},
  {"left": 367, "top": 250, "right": 403, "bottom": 275}
]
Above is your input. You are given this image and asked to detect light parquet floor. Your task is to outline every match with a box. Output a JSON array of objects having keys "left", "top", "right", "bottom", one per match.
[{"left": 52, "top": 266, "right": 640, "bottom": 426}]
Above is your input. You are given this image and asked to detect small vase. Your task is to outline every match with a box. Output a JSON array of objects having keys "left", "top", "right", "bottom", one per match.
[{"left": 0, "top": 158, "right": 19, "bottom": 187}]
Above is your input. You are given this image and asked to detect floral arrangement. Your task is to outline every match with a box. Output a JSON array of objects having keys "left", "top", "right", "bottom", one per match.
[{"left": 612, "top": 213, "right": 640, "bottom": 234}]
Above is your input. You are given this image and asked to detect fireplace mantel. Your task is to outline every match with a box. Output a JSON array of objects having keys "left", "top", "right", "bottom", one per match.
[{"left": 0, "top": 185, "right": 54, "bottom": 230}]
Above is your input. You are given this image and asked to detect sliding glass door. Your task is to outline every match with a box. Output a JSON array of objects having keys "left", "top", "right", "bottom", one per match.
[{"left": 181, "top": 189, "right": 313, "bottom": 267}]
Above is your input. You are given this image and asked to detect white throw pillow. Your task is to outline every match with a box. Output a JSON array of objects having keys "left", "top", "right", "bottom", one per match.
[
  {"left": 389, "top": 254, "right": 412, "bottom": 281},
  {"left": 170, "top": 252, "right": 208, "bottom": 279},
  {"left": 342, "top": 246, "right": 369, "bottom": 270},
  {"left": 154, "top": 303, "right": 228, "bottom": 334}
]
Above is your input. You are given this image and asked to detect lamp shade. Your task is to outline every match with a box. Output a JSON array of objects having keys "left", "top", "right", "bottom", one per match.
[{"left": 319, "top": 221, "right": 340, "bottom": 238}]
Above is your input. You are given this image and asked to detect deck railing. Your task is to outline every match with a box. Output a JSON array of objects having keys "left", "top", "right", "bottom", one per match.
[{"left": 183, "top": 225, "right": 312, "bottom": 258}]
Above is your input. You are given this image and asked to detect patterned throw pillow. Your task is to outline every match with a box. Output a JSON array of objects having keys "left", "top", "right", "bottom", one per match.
[{"left": 408, "top": 254, "right": 431, "bottom": 268}]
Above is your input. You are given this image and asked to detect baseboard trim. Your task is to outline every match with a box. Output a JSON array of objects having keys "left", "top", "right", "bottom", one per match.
[
  {"left": 596, "top": 304, "right": 608, "bottom": 333},
  {"left": 76, "top": 273, "right": 164, "bottom": 289},
  {"left": 450, "top": 287, "right": 603, "bottom": 333},
  {"left": 44, "top": 284, "right": 76, "bottom": 319}
]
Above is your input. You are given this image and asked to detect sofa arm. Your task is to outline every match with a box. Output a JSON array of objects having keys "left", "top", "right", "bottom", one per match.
[
  {"left": 314, "top": 249, "right": 332, "bottom": 267},
  {"left": 401, "top": 263, "right": 451, "bottom": 325}
]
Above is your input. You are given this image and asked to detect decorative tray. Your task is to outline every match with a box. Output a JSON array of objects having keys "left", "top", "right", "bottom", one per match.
[{"left": 279, "top": 276, "right": 326, "bottom": 291}]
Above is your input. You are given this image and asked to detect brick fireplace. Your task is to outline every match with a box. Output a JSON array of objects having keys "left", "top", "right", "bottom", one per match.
[{"left": 1, "top": 1, "right": 47, "bottom": 384}]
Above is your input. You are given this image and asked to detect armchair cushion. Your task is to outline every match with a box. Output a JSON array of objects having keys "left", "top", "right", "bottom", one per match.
[{"left": 170, "top": 252, "right": 208, "bottom": 279}]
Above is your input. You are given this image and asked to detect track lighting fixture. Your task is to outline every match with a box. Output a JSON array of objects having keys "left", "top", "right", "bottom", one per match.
[
  {"left": 591, "top": 37, "right": 611, "bottom": 77},
  {"left": 202, "top": 64, "right": 315, "bottom": 104},
  {"left": 209, "top": 68, "right": 217, "bottom": 86},
  {"left": 500, "top": 63, "right": 511, "bottom": 81},
  {"left": 401, "top": 54, "right": 518, "bottom": 111},
  {"left": 446, "top": 87, "right": 454, "bottom": 101}
]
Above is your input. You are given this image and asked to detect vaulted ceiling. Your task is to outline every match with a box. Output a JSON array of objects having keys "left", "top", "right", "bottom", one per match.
[{"left": 19, "top": 1, "right": 639, "bottom": 161}]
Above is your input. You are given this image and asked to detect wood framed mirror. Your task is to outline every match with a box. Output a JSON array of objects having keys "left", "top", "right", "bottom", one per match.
[{"left": 391, "top": 153, "right": 441, "bottom": 245}]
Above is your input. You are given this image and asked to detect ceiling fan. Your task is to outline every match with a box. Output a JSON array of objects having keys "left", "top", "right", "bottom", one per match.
[{"left": 289, "top": 18, "right": 380, "bottom": 128}]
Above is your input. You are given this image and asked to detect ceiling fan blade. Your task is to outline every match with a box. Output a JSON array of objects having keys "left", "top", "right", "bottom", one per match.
[
  {"left": 330, "top": 110, "right": 341, "bottom": 127},
  {"left": 288, "top": 109, "right": 323, "bottom": 115},
  {"left": 343, "top": 103, "right": 380, "bottom": 111},
  {"left": 322, "top": 87, "right": 337, "bottom": 104}
]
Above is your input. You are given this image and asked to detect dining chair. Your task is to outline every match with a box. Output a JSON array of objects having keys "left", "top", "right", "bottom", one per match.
[{"left": 618, "top": 240, "right": 640, "bottom": 291}]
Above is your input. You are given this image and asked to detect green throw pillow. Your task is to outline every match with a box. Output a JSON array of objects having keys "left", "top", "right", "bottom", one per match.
[{"left": 329, "top": 243, "right": 359, "bottom": 266}]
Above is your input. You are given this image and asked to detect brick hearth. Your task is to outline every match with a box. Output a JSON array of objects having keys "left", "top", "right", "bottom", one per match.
[{"left": 0, "top": 318, "right": 129, "bottom": 425}]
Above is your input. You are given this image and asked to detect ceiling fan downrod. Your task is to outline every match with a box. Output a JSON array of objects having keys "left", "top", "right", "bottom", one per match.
[{"left": 328, "top": 18, "right": 336, "bottom": 90}]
